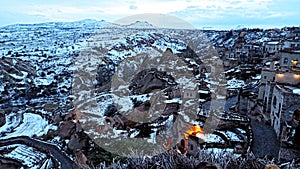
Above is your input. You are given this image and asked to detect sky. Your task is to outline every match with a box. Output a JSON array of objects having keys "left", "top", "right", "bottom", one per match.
[{"left": 0, "top": 0, "right": 299, "bottom": 30}]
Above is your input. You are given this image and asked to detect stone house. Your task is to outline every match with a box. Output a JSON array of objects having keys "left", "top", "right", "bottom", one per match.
[
  {"left": 257, "top": 65, "right": 277, "bottom": 121},
  {"left": 262, "top": 41, "right": 284, "bottom": 57},
  {"left": 283, "top": 40, "right": 300, "bottom": 49},
  {"left": 224, "top": 49, "right": 236, "bottom": 59},
  {"left": 279, "top": 48, "right": 300, "bottom": 68},
  {"left": 255, "top": 47, "right": 300, "bottom": 144},
  {"left": 270, "top": 85, "right": 300, "bottom": 138},
  {"left": 183, "top": 88, "right": 197, "bottom": 99},
  {"left": 286, "top": 27, "right": 300, "bottom": 39}
]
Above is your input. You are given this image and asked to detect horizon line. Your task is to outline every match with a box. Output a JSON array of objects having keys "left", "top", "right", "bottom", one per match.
[{"left": 1, "top": 18, "right": 299, "bottom": 31}]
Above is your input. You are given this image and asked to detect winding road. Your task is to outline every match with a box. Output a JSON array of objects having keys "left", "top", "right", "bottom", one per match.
[{"left": 0, "top": 136, "right": 78, "bottom": 169}]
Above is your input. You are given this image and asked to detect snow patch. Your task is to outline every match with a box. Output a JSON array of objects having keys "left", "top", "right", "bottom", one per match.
[
  {"left": 227, "top": 78, "right": 245, "bottom": 89},
  {"left": 4, "top": 144, "right": 47, "bottom": 168},
  {"left": 2, "top": 113, "right": 57, "bottom": 139},
  {"left": 293, "top": 89, "right": 300, "bottom": 95}
]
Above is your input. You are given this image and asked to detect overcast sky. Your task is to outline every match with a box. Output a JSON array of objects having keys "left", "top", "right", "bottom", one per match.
[{"left": 0, "top": 0, "right": 299, "bottom": 30}]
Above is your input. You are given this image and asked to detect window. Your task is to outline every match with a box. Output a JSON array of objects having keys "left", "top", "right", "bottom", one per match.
[
  {"left": 264, "top": 97, "right": 268, "bottom": 104},
  {"left": 273, "top": 96, "right": 277, "bottom": 107},
  {"left": 284, "top": 58, "right": 288, "bottom": 64},
  {"left": 263, "top": 97, "right": 268, "bottom": 113},
  {"left": 277, "top": 103, "right": 281, "bottom": 117}
]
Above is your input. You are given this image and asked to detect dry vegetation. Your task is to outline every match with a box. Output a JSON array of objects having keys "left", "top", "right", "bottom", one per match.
[{"left": 93, "top": 149, "right": 300, "bottom": 169}]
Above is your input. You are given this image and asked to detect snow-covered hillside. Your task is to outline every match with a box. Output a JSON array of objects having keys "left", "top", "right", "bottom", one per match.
[{"left": 0, "top": 19, "right": 263, "bottom": 168}]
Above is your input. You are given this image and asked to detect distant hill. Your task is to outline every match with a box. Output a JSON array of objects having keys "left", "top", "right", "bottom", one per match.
[{"left": 125, "top": 21, "right": 157, "bottom": 29}]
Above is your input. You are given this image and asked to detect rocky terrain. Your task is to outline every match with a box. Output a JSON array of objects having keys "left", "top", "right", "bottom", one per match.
[{"left": 0, "top": 20, "right": 298, "bottom": 168}]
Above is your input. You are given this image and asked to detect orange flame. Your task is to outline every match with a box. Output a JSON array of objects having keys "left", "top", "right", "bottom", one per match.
[
  {"left": 175, "top": 125, "right": 204, "bottom": 154},
  {"left": 185, "top": 125, "right": 204, "bottom": 140}
]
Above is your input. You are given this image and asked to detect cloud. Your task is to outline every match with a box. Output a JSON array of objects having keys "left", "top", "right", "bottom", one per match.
[
  {"left": 167, "top": 0, "right": 300, "bottom": 29},
  {"left": 0, "top": 0, "right": 299, "bottom": 29}
]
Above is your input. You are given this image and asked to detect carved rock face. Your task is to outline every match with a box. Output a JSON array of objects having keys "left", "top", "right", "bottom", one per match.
[
  {"left": 112, "top": 69, "right": 180, "bottom": 129},
  {"left": 0, "top": 112, "right": 5, "bottom": 127},
  {"left": 57, "top": 121, "right": 76, "bottom": 139},
  {"left": 129, "top": 68, "right": 177, "bottom": 95}
]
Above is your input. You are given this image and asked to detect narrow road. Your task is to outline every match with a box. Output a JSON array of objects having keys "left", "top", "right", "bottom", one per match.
[
  {"left": 0, "top": 136, "right": 78, "bottom": 169},
  {"left": 250, "top": 120, "right": 280, "bottom": 158}
]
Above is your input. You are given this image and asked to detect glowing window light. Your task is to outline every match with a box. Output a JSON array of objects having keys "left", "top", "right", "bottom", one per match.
[
  {"left": 294, "top": 74, "right": 300, "bottom": 79},
  {"left": 276, "top": 73, "right": 285, "bottom": 78},
  {"left": 292, "top": 60, "right": 298, "bottom": 67}
]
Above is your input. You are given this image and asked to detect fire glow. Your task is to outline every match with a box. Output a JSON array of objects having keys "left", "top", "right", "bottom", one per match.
[
  {"left": 184, "top": 125, "right": 205, "bottom": 140},
  {"left": 178, "top": 125, "right": 206, "bottom": 154}
]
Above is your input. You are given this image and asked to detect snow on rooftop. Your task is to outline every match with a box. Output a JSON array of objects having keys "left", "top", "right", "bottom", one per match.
[
  {"left": 292, "top": 50, "right": 300, "bottom": 53},
  {"left": 205, "top": 134, "right": 225, "bottom": 143},
  {"left": 225, "top": 68, "right": 235, "bottom": 74},
  {"left": 267, "top": 41, "right": 280, "bottom": 45},
  {"left": 293, "top": 89, "right": 300, "bottom": 95},
  {"left": 198, "top": 90, "right": 210, "bottom": 94},
  {"left": 227, "top": 78, "right": 245, "bottom": 89},
  {"left": 257, "top": 37, "right": 270, "bottom": 43},
  {"left": 284, "top": 85, "right": 299, "bottom": 94},
  {"left": 164, "top": 98, "right": 182, "bottom": 104},
  {"left": 265, "top": 62, "right": 271, "bottom": 66},
  {"left": 252, "top": 75, "right": 261, "bottom": 80}
]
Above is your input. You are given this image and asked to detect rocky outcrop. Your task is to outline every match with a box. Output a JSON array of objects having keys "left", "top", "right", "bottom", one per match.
[
  {"left": 0, "top": 58, "right": 36, "bottom": 80},
  {"left": 0, "top": 111, "right": 5, "bottom": 127},
  {"left": 75, "top": 150, "right": 88, "bottom": 169},
  {"left": 57, "top": 121, "right": 76, "bottom": 139},
  {"left": 68, "top": 134, "right": 88, "bottom": 151},
  {"left": 0, "top": 157, "right": 22, "bottom": 169},
  {"left": 103, "top": 68, "right": 181, "bottom": 135},
  {"left": 42, "top": 110, "right": 95, "bottom": 167},
  {"left": 0, "top": 58, "right": 35, "bottom": 107},
  {"left": 129, "top": 68, "right": 177, "bottom": 95}
]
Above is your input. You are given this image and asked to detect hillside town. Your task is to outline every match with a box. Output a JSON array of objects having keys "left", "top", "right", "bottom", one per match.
[
  {"left": 207, "top": 27, "right": 300, "bottom": 141},
  {"left": 0, "top": 20, "right": 299, "bottom": 168},
  {"left": 211, "top": 26, "right": 300, "bottom": 161}
]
